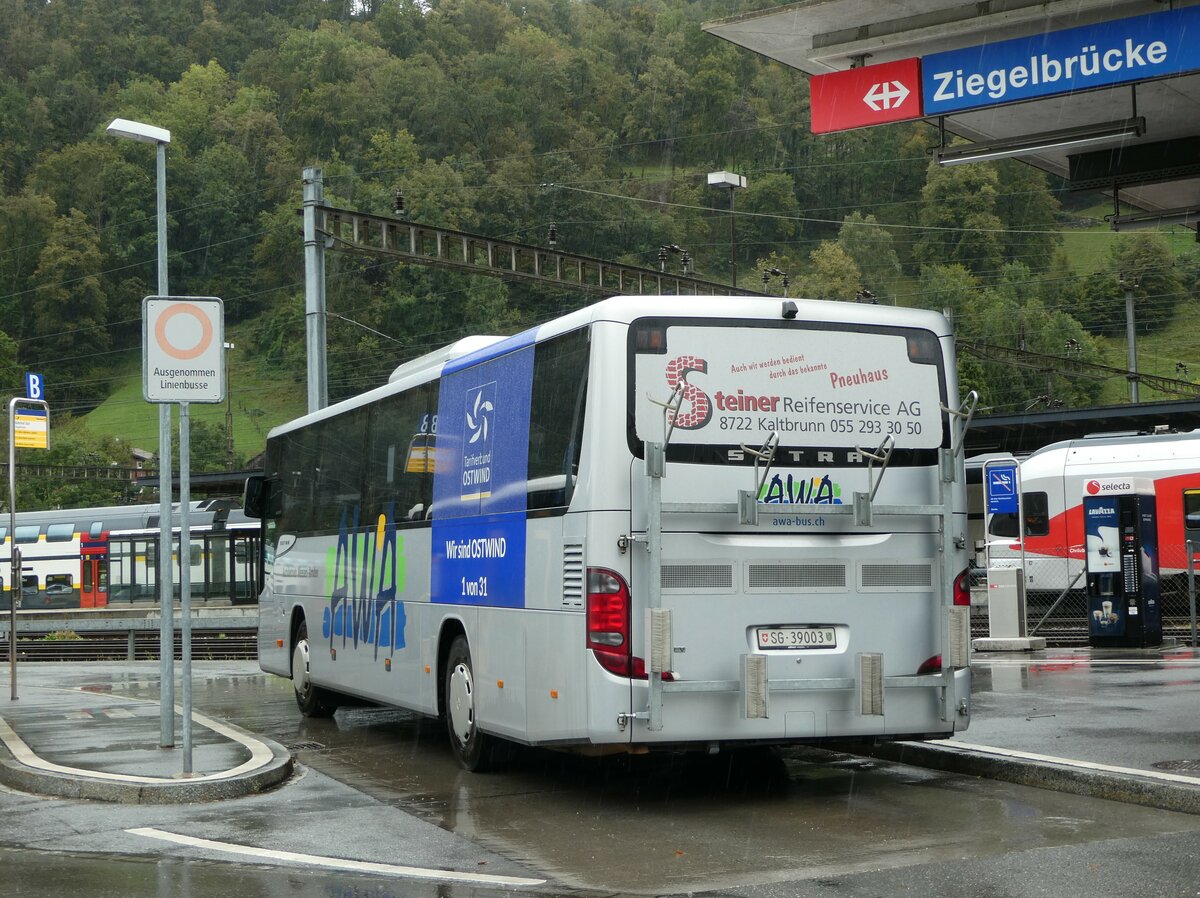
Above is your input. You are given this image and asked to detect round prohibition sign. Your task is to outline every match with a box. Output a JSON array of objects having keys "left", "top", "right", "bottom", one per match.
[{"left": 155, "top": 302, "right": 214, "bottom": 361}]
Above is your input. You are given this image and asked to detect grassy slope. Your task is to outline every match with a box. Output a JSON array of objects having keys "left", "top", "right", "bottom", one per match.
[
  {"left": 81, "top": 322, "right": 307, "bottom": 460},
  {"left": 1060, "top": 201, "right": 1200, "bottom": 405}
]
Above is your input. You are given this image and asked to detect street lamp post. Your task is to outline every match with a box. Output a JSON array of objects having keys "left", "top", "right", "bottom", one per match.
[
  {"left": 1120, "top": 273, "right": 1140, "bottom": 403},
  {"left": 224, "top": 342, "right": 235, "bottom": 469},
  {"left": 708, "top": 171, "right": 747, "bottom": 287},
  {"left": 106, "top": 118, "right": 176, "bottom": 749}
]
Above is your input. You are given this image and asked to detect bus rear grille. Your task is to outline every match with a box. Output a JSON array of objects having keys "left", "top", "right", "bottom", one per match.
[
  {"left": 661, "top": 564, "right": 734, "bottom": 591},
  {"left": 860, "top": 563, "right": 932, "bottom": 590},
  {"left": 562, "top": 544, "right": 584, "bottom": 608},
  {"left": 747, "top": 563, "right": 846, "bottom": 590}
]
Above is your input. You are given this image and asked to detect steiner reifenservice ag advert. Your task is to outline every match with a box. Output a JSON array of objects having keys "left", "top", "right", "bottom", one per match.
[{"left": 634, "top": 324, "right": 943, "bottom": 454}]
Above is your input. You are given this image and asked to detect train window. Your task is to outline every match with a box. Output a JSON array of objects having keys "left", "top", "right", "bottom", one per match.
[
  {"left": 89, "top": 522, "right": 103, "bottom": 538},
  {"left": 989, "top": 491, "right": 1049, "bottom": 538},
  {"left": 46, "top": 574, "right": 72, "bottom": 595},
  {"left": 14, "top": 526, "right": 39, "bottom": 544},
  {"left": 0, "top": 528, "right": 7, "bottom": 541},
  {"left": 21, "top": 575, "right": 37, "bottom": 594},
  {"left": 46, "top": 523, "right": 75, "bottom": 542},
  {"left": 1184, "top": 490, "right": 1200, "bottom": 541}
]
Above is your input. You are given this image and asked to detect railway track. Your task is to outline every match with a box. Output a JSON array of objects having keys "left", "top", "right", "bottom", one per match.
[{"left": 0, "top": 628, "right": 257, "bottom": 662}]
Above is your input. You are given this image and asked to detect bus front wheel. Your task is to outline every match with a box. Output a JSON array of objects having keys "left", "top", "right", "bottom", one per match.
[
  {"left": 293, "top": 620, "right": 338, "bottom": 718},
  {"left": 444, "top": 635, "right": 501, "bottom": 771}
]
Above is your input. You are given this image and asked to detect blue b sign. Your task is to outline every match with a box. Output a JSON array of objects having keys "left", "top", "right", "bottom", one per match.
[
  {"left": 25, "top": 372, "right": 44, "bottom": 400},
  {"left": 986, "top": 464, "right": 1019, "bottom": 515}
]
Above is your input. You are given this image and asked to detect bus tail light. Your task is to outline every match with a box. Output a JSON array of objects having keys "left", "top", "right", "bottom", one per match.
[
  {"left": 953, "top": 568, "right": 971, "bottom": 606},
  {"left": 586, "top": 568, "right": 647, "bottom": 679}
]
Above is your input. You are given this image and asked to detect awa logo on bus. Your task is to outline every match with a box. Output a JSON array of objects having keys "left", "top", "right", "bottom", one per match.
[
  {"left": 758, "top": 472, "right": 844, "bottom": 505},
  {"left": 324, "top": 505, "right": 406, "bottom": 658}
]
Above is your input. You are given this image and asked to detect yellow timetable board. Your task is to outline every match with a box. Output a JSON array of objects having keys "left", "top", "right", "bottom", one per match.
[{"left": 14, "top": 408, "right": 48, "bottom": 449}]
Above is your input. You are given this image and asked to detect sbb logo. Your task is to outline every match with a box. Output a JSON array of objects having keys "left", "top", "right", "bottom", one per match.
[{"left": 1086, "top": 480, "right": 1101, "bottom": 495}]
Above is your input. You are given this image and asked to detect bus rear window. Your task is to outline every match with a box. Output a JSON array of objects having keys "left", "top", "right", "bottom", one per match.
[{"left": 630, "top": 318, "right": 947, "bottom": 465}]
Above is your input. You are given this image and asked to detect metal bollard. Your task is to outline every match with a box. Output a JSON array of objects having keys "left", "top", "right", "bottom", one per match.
[{"left": 1189, "top": 541, "right": 1198, "bottom": 649}]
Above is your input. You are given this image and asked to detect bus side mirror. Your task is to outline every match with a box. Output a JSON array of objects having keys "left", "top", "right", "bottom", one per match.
[{"left": 243, "top": 474, "right": 267, "bottom": 519}]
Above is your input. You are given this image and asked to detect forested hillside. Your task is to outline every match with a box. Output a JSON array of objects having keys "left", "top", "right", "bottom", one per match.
[{"left": 2, "top": 0, "right": 1199, "bottom": 506}]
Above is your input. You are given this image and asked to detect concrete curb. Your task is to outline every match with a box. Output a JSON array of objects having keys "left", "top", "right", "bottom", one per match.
[
  {"left": 0, "top": 716, "right": 293, "bottom": 804},
  {"left": 846, "top": 739, "right": 1200, "bottom": 816}
]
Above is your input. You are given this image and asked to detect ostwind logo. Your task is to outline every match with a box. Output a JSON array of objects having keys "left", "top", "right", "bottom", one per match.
[{"left": 466, "top": 386, "right": 494, "bottom": 445}]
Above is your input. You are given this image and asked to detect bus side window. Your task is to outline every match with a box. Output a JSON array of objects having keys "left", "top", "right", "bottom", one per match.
[
  {"left": 366, "top": 381, "right": 436, "bottom": 526},
  {"left": 311, "top": 407, "right": 368, "bottom": 533},
  {"left": 527, "top": 327, "right": 589, "bottom": 511}
]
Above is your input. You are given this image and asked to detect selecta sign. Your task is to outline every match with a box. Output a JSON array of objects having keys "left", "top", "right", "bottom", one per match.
[
  {"left": 923, "top": 6, "right": 1200, "bottom": 115},
  {"left": 810, "top": 7, "right": 1200, "bottom": 133}
]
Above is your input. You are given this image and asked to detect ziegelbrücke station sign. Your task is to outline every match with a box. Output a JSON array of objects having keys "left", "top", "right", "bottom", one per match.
[{"left": 705, "top": 0, "right": 1200, "bottom": 232}]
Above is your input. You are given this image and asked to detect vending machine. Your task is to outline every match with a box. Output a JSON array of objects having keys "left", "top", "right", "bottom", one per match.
[{"left": 1084, "top": 478, "right": 1162, "bottom": 648}]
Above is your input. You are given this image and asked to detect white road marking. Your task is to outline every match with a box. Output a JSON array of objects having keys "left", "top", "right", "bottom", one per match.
[
  {"left": 935, "top": 739, "right": 1200, "bottom": 786},
  {"left": 127, "top": 827, "right": 546, "bottom": 886},
  {"left": 0, "top": 707, "right": 273, "bottom": 784},
  {"left": 976, "top": 657, "right": 1200, "bottom": 667}
]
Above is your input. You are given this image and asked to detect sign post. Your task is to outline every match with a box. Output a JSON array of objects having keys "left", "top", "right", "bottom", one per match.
[
  {"left": 143, "top": 296, "right": 224, "bottom": 774},
  {"left": 8, "top": 392, "right": 49, "bottom": 700}
]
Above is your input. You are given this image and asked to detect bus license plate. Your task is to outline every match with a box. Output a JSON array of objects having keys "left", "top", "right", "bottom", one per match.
[{"left": 756, "top": 626, "right": 836, "bottom": 650}]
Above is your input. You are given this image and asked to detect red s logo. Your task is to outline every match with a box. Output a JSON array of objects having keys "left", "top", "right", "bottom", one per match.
[{"left": 665, "top": 355, "right": 712, "bottom": 430}]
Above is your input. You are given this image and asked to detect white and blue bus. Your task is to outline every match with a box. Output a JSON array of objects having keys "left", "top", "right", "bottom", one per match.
[{"left": 246, "top": 296, "right": 975, "bottom": 770}]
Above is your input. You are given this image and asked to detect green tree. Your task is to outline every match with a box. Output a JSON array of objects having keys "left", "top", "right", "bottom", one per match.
[
  {"left": 798, "top": 241, "right": 861, "bottom": 302},
  {"left": 27, "top": 209, "right": 110, "bottom": 413},
  {"left": 914, "top": 161, "right": 1005, "bottom": 278},
  {"left": 837, "top": 213, "right": 901, "bottom": 301},
  {"left": 1072, "top": 232, "right": 1185, "bottom": 336}
]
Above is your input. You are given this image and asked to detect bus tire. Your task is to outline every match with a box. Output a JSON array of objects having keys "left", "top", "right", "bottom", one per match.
[
  {"left": 444, "top": 635, "right": 501, "bottom": 772},
  {"left": 293, "top": 619, "right": 338, "bottom": 718}
]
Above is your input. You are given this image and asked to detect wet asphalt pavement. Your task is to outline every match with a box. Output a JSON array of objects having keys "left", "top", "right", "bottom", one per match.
[{"left": 0, "top": 651, "right": 1199, "bottom": 897}]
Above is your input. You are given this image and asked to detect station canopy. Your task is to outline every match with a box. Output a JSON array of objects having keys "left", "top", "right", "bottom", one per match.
[{"left": 704, "top": 0, "right": 1200, "bottom": 230}]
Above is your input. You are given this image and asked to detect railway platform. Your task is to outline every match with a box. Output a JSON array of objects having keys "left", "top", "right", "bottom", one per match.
[{"left": 0, "top": 647, "right": 1198, "bottom": 811}]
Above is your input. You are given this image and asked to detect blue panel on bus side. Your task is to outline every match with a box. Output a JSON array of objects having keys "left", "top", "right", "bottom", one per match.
[{"left": 431, "top": 342, "right": 534, "bottom": 608}]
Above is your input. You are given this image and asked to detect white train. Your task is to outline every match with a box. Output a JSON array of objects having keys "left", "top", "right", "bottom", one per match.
[
  {"left": 0, "top": 499, "right": 261, "bottom": 610},
  {"left": 979, "top": 430, "right": 1200, "bottom": 594}
]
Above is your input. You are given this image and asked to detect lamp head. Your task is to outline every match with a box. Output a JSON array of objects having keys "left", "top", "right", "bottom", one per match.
[{"left": 106, "top": 118, "right": 171, "bottom": 145}]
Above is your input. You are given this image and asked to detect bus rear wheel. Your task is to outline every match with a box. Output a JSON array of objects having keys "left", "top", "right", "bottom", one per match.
[
  {"left": 293, "top": 620, "right": 338, "bottom": 718},
  {"left": 444, "top": 635, "right": 501, "bottom": 772}
]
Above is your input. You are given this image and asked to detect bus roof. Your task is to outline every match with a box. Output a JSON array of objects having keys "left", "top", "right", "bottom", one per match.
[{"left": 269, "top": 295, "right": 954, "bottom": 440}]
